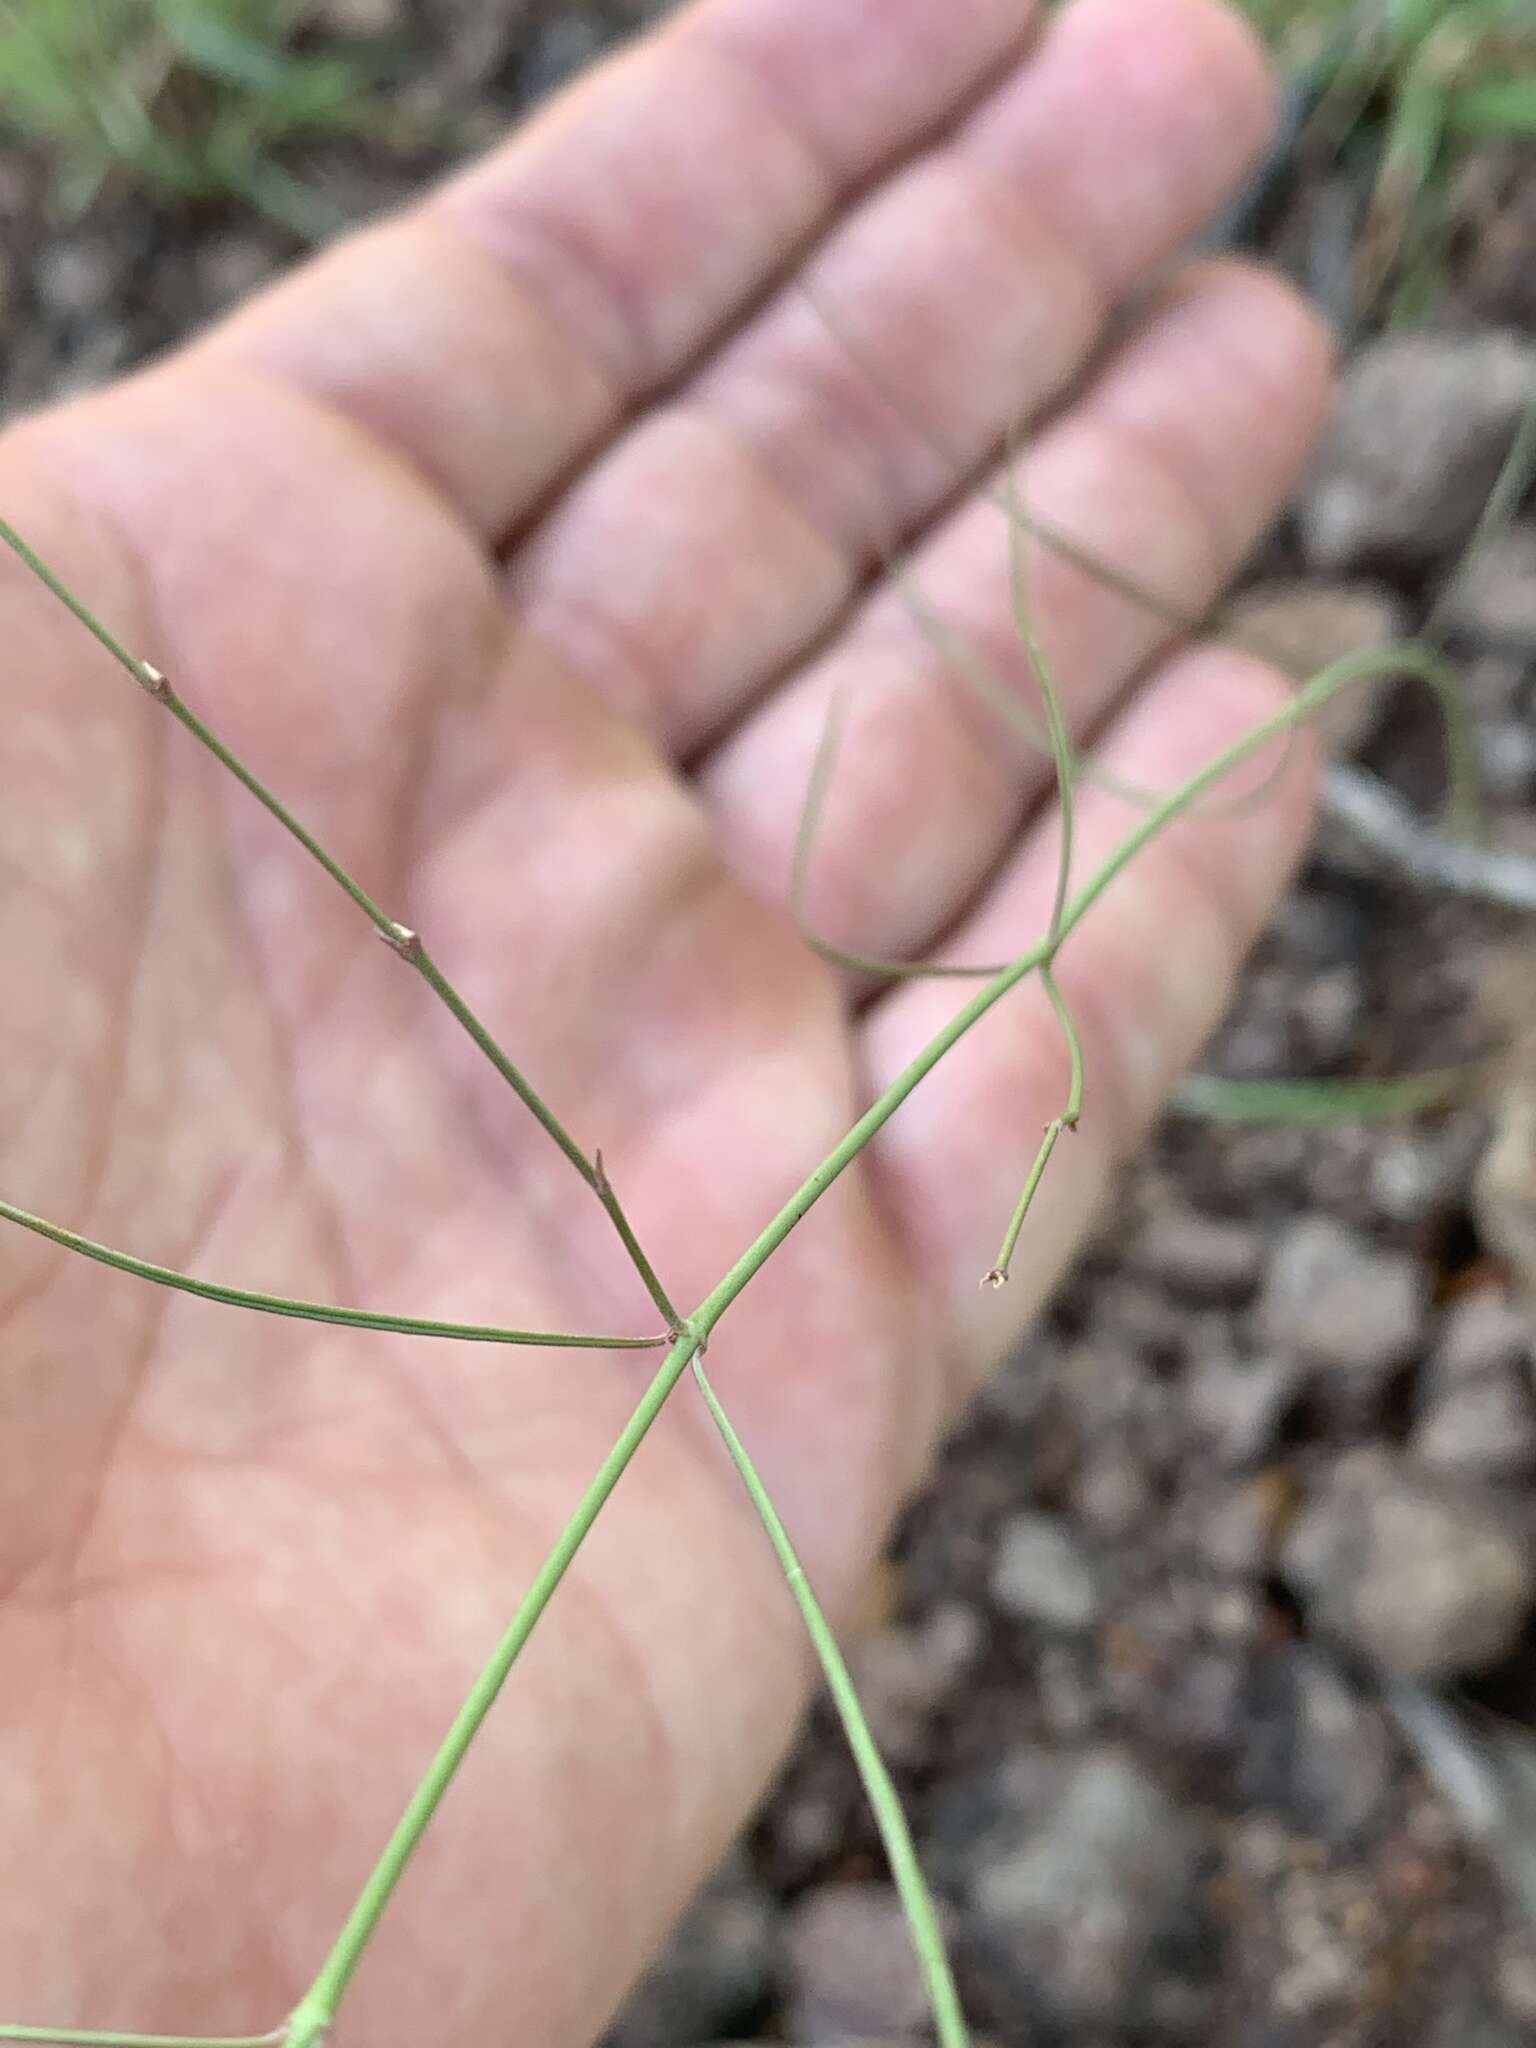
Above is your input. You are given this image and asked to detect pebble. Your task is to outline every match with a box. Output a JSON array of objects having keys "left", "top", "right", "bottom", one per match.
[
  {"left": 783, "top": 1883, "right": 935, "bottom": 2042},
  {"left": 1129, "top": 1207, "right": 1267, "bottom": 1301},
  {"left": 1477, "top": 719, "right": 1536, "bottom": 801},
  {"left": 963, "top": 1745, "right": 1205, "bottom": 2028},
  {"left": 850, "top": 1602, "right": 980, "bottom": 1764},
  {"left": 1187, "top": 1474, "right": 1291, "bottom": 1578},
  {"left": 1439, "top": 522, "right": 1536, "bottom": 648},
  {"left": 990, "top": 1512, "right": 1101, "bottom": 1631},
  {"left": 1255, "top": 1214, "right": 1425, "bottom": 1395},
  {"left": 1430, "top": 1287, "right": 1532, "bottom": 1388},
  {"left": 36, "top": 237, "right": 122, "bottom": 320},
  {"left": 310, "top": 0, "right": 405, "bottom": 29},
  {"left": 1369, "top": 1113, "right": 1488, "bottom": 1223},
  {"left": 1282, "top": 1449, "right": 1534, "bottom": 1678},
  {"left": 609, "top": 1850, "right": 778, "bottom": 2048},
  {"left": 1222, "top": 577, "right": 1406, "bottom": 752},
  {"left": 1072, "top": 1438, "right": 1156, "bottom": 1536},
  {"left": 1427, "top": 1976, "right": 1527, "bottom": 2048},
  {"left": 1300, "top": 329, "right": 1536, "bottom": 568},
  {"left": 196, "top": 232, "right": 280, "bottom": 312},
  {"left": 1413, "top": 1366, "right": 1536, "bottom": 1478},
  {"left": 1186, "top": 1350, "right": 1303, "bottom": 1466},
  {"left": 1286, "top": 1653, "right": 1394, "bottom": 1845},
  {"left": 1474, "top": 1081, "right": 1536, "bottom": 1297}
]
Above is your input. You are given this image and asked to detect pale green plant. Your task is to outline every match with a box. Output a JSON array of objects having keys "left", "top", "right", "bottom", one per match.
[
  {"left": 0, "top": 479, "right": 1468, "bottom": 2046},
  {"left": 0, "top": 0, "right": 396, "bottom": 235},
  {"left": 1232, "top": 0, "right": 1536, "bottom": 314}
]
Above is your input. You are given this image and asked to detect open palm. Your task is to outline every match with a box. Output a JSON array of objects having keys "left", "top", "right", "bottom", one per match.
[{"left": 0, "top": 0, "right": 1329, "bottom": 2039}]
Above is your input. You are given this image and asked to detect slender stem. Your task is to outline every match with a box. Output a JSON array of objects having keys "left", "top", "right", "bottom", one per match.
[
  {"left": 1425, "top": 388, "right": 1536, "bottom": 644},
  {"left": 1044, "top": 966, "right": 1086, "bottom": 1125},
  {"left": 1002, "top": 447, "right": 1074, "bottom": 942},
  {"left": 1173, "top": 1063, "right": 1482, "bottom": 1124},
  {"left": 984, "top": 964, "right": 1085, "bottom": 1293},
  {"left": 407, "top": 944, "right": 684, "bottom": 1335},
  {"left": 5, "top": 503, "right": 1450, "bottom": 2048},
  {"left": 0, "top": 2030, "right": 282, "bottom": 2047},
  {"left": 45, "top": 641, "right": 1391, "bottom": 2048},
  {"left": 790, "top": 681, "right": 1009, "bottom": 981},
  {"left": 282, "top": 1326, "right": 705, "bottom": 2047},
  {"left": 690, "top": 1355, "right": 968, "bottom": 2048},
  {"left": 984, "top": 1119, "right": 1067, "bottom": 1291},
  {"left": 981, "top": 454, "right": 1085, "bottom": 1287},
  {"left": 0, "top": 517, "right": 682, "bottom": 1335},
  {"left": 591, "top": 1152, "right": 686, "bottom": 1340},
  {"left": 0, "top": 1198, "right": 662, "bottom": 1351}
]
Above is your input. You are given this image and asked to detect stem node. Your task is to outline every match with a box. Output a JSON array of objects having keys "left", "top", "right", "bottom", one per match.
[{"left": 375, "top": 921, "right": 422, "bottom": 962}]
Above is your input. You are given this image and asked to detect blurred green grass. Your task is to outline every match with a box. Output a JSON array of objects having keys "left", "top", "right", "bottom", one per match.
[
  {"left": 0, "top": 0, "right": 400, "bottom": 236},
  {"left": 2, "top": 0, "right": 1533, "bottom": 266},
  {"left": 1236, "top": 0, "right": 1536, "bottom": 314}
]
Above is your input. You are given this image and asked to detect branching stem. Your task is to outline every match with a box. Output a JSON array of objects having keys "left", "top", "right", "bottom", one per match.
[
  {"left": 0, "top": 1198, "right": 662, "bottom": 1351},
  {"left": 0, "top": 516, "right": 681, "bottom": 1336},
  {"left": 690, "top": 1354, "right": 968, "bottom": 2048}
]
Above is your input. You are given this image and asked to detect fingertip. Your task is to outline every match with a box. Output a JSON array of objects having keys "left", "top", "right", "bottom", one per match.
[
  {"left": 1162, "top": 251, "right": 1339, "bottom": 438},
  {"left": 1055, "top": 0, "right": 1278, "bottom": 173},
  {"left": 965, "top": 0, "right": 1283, "bottom": 298}
]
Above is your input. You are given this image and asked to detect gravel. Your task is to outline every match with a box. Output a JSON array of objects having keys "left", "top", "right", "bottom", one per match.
[
  {"left": 1282, "top": 1449, "right": 1535, "bottom": 1679},
  {"left": 1255, "top": 1213, "right": 1426, "bottom": 1395},
  {"left": 607, "top": 1850, "right": 778, "bottom": 2048},
  {"left": 957, "top": 1745, "right": 1208, "bottom": 2030},
  {"left": 1299, "top": 329, "right": 1536, "bottom": 569},
  {"left": 988, "top": 1511, "right": 1103, "bottom": 1632},
  {"left": 783, "top": 1883, "right": 936, "bottom": 2042}
]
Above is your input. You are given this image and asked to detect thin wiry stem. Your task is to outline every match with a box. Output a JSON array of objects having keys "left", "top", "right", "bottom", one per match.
[
  {"left": 0, "top": 515, "right": 683, "bottom": 1340},
  {"left": 0, "top": 1198, "right": 663, "bottom": 1351},
  {"left": 690, "top": 1353, "right": 968, "bottom": 2048},
  {"left": 789, "top": 679, "right": 1009, "bottom": 981},
  {"left": 1172, "top": 1063, "right": 1486, "bottom": 1124},
  {"left": 981, "top": 960, "right": 1084, "bottom": 1292},
  {"left": 282, "top": 1319, "right": 707, "bottom": 2048},
  {"left": 279, "top": 641, "right": 1410, "bottom": 2047},
  {"left": 1425, "top": 387, "right": 1536, "bottom": 644},
  {"left": 0, "top": 2029, "right": 283, "bottom": 2047},
  {"left": 1003, "top": 448, "right": 1074, "bottom": 943},
  {"left": 1, "top": 488, "right": 1467, "bottom": 2048},
  {"left": 982, "top": 456, "right": 1084, "bottom": 1287}
]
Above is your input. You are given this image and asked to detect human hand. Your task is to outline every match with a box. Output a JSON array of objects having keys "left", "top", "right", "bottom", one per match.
[{"left": 0, "top": 0, "right": 1330, "bottom": 2038}]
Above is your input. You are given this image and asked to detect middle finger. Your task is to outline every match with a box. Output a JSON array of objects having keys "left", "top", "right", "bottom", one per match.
[{"left": 502, "top": 0, "right": 1277, "bottom": 759}]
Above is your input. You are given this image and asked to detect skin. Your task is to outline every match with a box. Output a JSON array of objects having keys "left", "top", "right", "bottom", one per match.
[{"left": 0, "top": 0, "right": 1333, "bottom": 2040}]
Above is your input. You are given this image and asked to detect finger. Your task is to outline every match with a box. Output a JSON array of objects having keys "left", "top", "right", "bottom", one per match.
[
  {"left": 699, "top": 260, "right": 1332, "bottom": 973},
  {"left": 860, "top": 644, "right": 1318, "bottom": 1392},
  {"left": 501, "top": 0, "right": 1278, "bottom": 755},
  {"left": 186, "top": 0, "right": 1034, "bottom": 542}
]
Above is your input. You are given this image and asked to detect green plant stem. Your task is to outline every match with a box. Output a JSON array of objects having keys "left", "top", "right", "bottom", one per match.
[
  {"left": 984, "top": 965, "right": 1085, "bottom": 1288},
  {"left": 985, "top": 1116, "right": 1068, "bottom": 1289},
  {"left": 0, "top": 1197, "right": 662, "bottom": 1351},
  {"left": 689, "top": 1354, "right": 968, "bottom": 2048},
  {"left": 1002, "top": 448, "right": 1074, "bottom": 941},
  {"left": 279, "top": 639, "right": 1406, "bottom": 2046},
  {"left": 1172, "top": 1063, "right": 1481, "bottom": 1123},
  {"left": 1, "top": 503, "right": 1460, "bottom": 2048},
  {"left": 281, "top": 1321, "right": 706, "bottom": 2048},
  {"left": 0, "top": 2030, "right": 281, "bottom": 2047},
  {"left": 984, "top": 465, "right": 1085, "bottom": 1285},
  {"left": 1426, "top": 387, "right": 1536, "bottom": 645},
  {"left": 0, "top": 515, "right": 683, "bottom": 1339}
]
